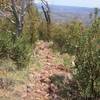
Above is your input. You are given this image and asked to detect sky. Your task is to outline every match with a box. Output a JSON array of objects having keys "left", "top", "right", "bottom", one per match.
[{"left": 35, "top": 0, "right": 100, "bottom": 8}]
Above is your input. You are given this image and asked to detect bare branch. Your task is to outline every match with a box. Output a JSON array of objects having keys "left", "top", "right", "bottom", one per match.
[
  {"left": 6, "top": 17, "right": 16, "bottom": 24},
  {"left": 11, "top": 0, "right": 19, "bottom": 23},
  {"left": 41, "top": 0, "right": 51, "bottom": 24}
]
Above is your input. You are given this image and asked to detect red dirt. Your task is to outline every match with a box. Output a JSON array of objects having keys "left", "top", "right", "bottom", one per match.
[{"left": 22, "top": 41, "right": 73, "bottom": 100}]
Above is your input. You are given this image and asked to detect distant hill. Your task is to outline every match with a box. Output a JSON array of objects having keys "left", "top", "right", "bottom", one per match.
[{"left": 36, "top": 4, "right": 100, "bottom": 25}]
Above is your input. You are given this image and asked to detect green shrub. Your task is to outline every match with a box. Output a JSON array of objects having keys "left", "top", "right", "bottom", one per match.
[
  {"left": 74, "top": 18, "right": 100, "bottom": 97},
  {"left": 0, "top": 32, "right": 13, "bottom": 58},
  {"left": 11, "top": 35, "right": 32, "bottom": 69},
  {"left": 0, "top": 32, "right": 32, "bottom": 70},
  {"left": 38, "top": 21, "right": 50, "bottom": 41},
  {"left": 51, "top": 21, "right": 84, "bottom": 55},
  {"left": 0, "top": 6, "right": 39, "bottom": 69}
]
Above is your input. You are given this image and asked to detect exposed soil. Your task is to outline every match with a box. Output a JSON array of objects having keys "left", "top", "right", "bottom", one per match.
[
  {"left": 22, "top": 41, "right": 75, "bottom": 100},
  {"left": 0, "top": 41, "right": 77, "bottom": 100}
]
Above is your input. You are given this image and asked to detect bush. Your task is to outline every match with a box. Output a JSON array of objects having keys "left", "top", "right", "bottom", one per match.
[
  {"left": 11, "top": 35, "right": 32, "bottom": 69},
  {"left": 38, "top": 21, "right": 51, "bottom": 41},
  {"left": 0, "top": 32, "right": 13, "bottom": 58},
  {"left": 0, "top": 32, "right": 32, "bottom": 70},
  {"left": 49, "top": 17, "right": 100, "bottom": 98},
  {"left": 74, "top": 18, "right": 100, "bottom": 97},
  {"left": 0, "top": 5, "right": 40, "bottom": 70},
  {"left": 51, "top": 21, "right": 84, "bottom": 55},
  {"left": 23, "top": 6, "right": 40, "bottom": 44}
]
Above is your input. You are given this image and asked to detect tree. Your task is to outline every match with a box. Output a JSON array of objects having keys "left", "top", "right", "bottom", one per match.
[
  {"left": 41, "top": 0, "right": 51, "bottom": 40},
  {"left": 10, "top": 0, "right": 33, "bottom": 37},
  {"left": 0, "top": 0, "right": 33, "bottom": 37}
]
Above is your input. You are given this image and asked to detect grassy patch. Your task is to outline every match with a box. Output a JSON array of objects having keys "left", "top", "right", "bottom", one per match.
[{"left": 0, "top": 58, "right": 29, "bottom": 85}]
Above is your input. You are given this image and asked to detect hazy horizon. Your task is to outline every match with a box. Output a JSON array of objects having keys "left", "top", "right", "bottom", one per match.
[{"left": 35, "top": 0, "right": 100, "bottom": 8}]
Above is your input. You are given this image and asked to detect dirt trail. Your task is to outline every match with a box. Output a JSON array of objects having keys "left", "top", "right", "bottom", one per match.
[{"left": 22, "top": 41, "right": 74, "bottom": 100}]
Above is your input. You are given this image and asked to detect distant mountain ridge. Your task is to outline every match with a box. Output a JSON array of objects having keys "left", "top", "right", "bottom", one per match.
[
  {"left": 36, "top": 4, "right": 100, "bottom": 25},
  {"left": 49, "top": 5, "right": 94, "bottom": 13}
]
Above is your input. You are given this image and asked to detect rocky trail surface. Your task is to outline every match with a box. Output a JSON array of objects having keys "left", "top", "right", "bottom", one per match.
[
  {"left": 22, "top": 41, "right": 78, "bottom": 100},
  {"left": 0, "top": 41, "right": 79, "bottom": 100}
]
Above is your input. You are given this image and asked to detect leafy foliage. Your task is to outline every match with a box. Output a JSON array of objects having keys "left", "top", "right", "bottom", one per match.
[
  {"left": 0, "top": 32, "right": 32, "bottom": 69},
  {"left": 49, "top": 15, "right": 100, "bottom": 98},
  {"left": 0, "top": 2, "right": 40, "bottom": 69},
  {"left": 74, "top": 18, "right": 100, "bottom": 97},
  {"left": 0, "top": 2, "right": 100, "bottom": 99},
  {"left": 51, "top": 21, "right": 84, "bottom": 54}
]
